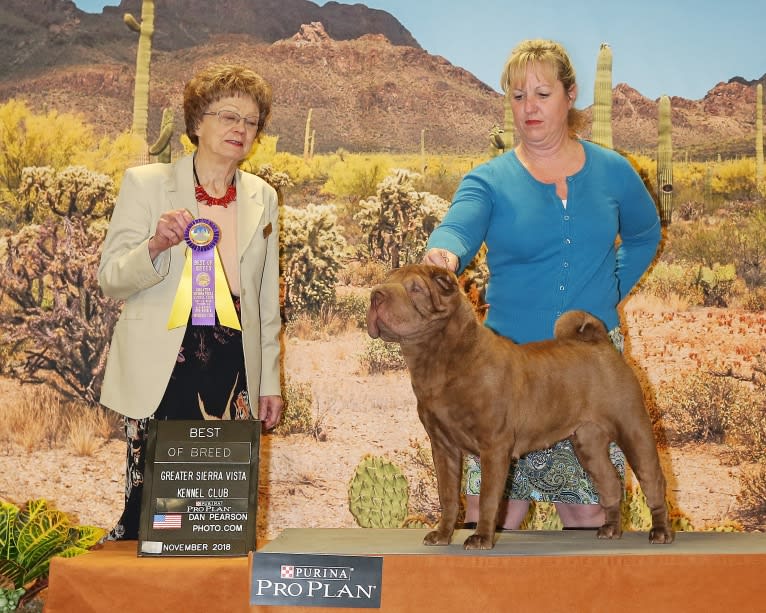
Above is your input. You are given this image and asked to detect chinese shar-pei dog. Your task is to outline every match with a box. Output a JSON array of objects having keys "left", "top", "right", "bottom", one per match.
[{"left": 366, "top": 264, "right": 674, "bottom": 550}]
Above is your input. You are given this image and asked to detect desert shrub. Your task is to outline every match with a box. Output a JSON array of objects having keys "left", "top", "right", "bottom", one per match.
[
  {"left": 742, "top": 287, "right": 766, "bottom": 312},
  {"left": 359, "top": 338, "right": 406, "bottom": 374},
  {"left": 283, "top": 297, "right": 363, "bottom": 340},
  {"left": 664, "top": 212, "right": 766, "bottom": 292},
  {"left": 637, "top": 261, "right": 703, "bottom": 305},
  {"left": 710, "top": 158, "right": 759, "bottom": 200},
  {"left": 336, "top": 260, "right": 388, "bottom": 287},
  {"left": 279, "top": 202, "right": 346, "bottom": 320},
  {"left": 333, "top": 292, "right": 369, "bottom": 330},
  {"left": 273, "top": 378, "right": 314, "bottom": 436},
  {"left": 696, "top": 263, "right": 738, "bottom": 307},
  {"left": 654, "top": 371, "right": 758, "bottom": 445},
  {"left": 264, "top": 151, "right": 324, "bottom": 186},
  {"left": 355, "top": 169, "right": 450, "bottom": 268},
  {"left": 736, "top": 463, "right": 766, "bottom": 529},
  {"left": 322, "top": 154, "right": 393, "bottom": 202}
]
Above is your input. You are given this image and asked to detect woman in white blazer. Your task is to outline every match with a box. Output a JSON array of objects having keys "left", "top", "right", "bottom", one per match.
[{"left": 99, "top": 65, "right": 283, "bottom": 540}]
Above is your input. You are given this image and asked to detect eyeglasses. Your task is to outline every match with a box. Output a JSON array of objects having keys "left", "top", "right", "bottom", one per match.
[{"left": 203, "top": 110, "right": 259, "bottom": 130}]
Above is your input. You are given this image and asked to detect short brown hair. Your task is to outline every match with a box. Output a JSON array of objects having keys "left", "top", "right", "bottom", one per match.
[
  {"left": 183, "top": 64, "right": 272, "bottom": 146},
  {"left": 500, "top": 39, "right": 586, "bottom": 136}
]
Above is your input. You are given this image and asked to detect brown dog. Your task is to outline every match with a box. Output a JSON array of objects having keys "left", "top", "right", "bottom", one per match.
[{"left": 367, "top": 264, "right": 674, "bottom": 550}]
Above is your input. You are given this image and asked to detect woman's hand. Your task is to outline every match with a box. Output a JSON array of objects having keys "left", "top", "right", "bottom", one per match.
[
  {"left": 258, "top": 395, "right": 284, "bottom": 430},
  {"left": 423, "top": 248, "right": 458, "bottom": 272},
  {"left": 148, "top": 209, "right": 195, "bottom": 259}
]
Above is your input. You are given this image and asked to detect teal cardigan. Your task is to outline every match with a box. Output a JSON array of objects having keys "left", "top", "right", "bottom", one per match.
[{"left": 426, "top": 140, "right": 661, "bottom": 343}]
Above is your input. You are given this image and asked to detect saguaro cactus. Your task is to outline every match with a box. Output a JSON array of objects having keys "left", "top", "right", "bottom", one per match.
[
  {"left": 592, "top": 43, "right": 613, "bottom": 149},
  {"left": 303, "top": 107, "right": 313, "bottom": 159},
  {"left": 149, "top": 107, "right": 174, "bottom": 163},
  {"left": 757, "top": 83, "right": 764, "bottom": 185},
  {"left": 489, "top": 96, "right": 515, "bottom": 156},
  {"left": 657, "top": 95, "right": 674, "bottom": 225},
  {"left": 125, "top": 0, "right": 155, "bottom": 144}
]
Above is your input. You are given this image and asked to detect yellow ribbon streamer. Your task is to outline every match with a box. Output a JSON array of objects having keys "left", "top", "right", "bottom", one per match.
[{"left": 167, "top": 247, "right": 241, "bottom": 331}]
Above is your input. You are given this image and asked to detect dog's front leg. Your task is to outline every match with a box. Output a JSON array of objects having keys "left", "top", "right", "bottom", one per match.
[
  {"left": 423, "top": 436, "right": 462, "bottom": 546},
  {"left": 463, "top": 450, "right": 507, "bottom": 550}
]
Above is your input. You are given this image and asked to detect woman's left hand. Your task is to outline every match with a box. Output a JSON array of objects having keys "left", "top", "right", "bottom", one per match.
[{"left": 258, "top": 395, "right": 284, "bottom": 430}]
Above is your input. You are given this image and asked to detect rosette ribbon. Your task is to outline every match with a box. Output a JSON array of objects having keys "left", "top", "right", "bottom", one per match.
[{"left": 167, "top": 219, "right": 241, "bottom": 330}]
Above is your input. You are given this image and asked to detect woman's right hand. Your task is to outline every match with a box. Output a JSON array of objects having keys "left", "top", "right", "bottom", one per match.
[
  {"left": 148, "top": 209, "right": 194, "bottom": 259},
  {"left": 423, "top": 248, "right": 458, "bottom": 272}
]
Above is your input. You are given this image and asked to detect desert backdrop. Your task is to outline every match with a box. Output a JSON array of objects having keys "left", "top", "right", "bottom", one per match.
[{"left": 0, "top": 4, "right": 765, "bottom": 602}]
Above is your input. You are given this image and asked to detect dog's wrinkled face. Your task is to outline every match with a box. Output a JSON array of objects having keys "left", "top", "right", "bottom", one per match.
[{"left": 367, "top": 264, "right": 459, "bottom": 343}]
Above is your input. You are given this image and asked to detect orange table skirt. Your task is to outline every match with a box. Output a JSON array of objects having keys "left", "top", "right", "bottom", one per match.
[{"left": 46, "top": 529, "right": 766, "bottom": 613}]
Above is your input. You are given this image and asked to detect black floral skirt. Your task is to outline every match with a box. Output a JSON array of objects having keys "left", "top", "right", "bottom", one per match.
[{"left": 108, "top": 299, "right": 251, "bottom": 540}]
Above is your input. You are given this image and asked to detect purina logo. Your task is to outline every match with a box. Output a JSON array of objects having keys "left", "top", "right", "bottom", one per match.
[
  {"left": 252, "top": 553, "right": 382, "bottom": 608},
  {"left": 280, "top": 564, "right": 294, "bottom": 578}
]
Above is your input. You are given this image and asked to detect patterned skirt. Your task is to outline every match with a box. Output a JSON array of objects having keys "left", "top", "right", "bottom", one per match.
[
  {"left": 464, "top": 327, "right": 626, "bottom": 503},
  {"left": 108, "top": 298, "right": 251, "bottom": 540}
]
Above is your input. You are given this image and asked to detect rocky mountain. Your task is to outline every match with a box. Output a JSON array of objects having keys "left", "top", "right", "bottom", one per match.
[{"left": 0, "top": 0, "right": 763, "bottom": 158}]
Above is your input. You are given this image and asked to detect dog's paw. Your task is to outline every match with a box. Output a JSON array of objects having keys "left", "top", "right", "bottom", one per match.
[
  {"left": 463, "top": 533, "right": 495, "bottom": 550},
  {"left": 423, "top": 530, "right": 451, "bottom": 546},
  {"left": 596, "top": 523, "right": 623, "bottom": 539},
  {"left": 649, "top": 526, "right": 675, "bottom": 544}
]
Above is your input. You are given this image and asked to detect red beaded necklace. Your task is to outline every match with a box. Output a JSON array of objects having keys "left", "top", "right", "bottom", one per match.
[{"left": 193, "top": 160, "right": 237, "bottom": 207}]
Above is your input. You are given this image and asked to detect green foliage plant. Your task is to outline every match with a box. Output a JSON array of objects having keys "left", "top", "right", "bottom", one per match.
[
  {"left": 0, "top": 498, "right": 106, "bottom": 610},
  {"left": 348, "top": 455, "right": 409, "bottom": 528},
  {"left": 592, "top": 43, "right": 613, "bottom": 149},
  {"left": 279, "top": 203, "right": 346, "bottom": 320}
]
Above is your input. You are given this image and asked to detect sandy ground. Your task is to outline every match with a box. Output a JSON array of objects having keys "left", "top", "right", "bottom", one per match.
[{"left": 0, "top": 301, "right": 763, "bottom": 542}]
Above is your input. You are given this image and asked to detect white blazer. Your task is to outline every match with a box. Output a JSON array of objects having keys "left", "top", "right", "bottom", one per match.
[{"left": 98, "top": 154, "right": 282, "bottom": 419}]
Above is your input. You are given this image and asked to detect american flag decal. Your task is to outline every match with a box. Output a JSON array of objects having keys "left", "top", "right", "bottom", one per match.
[
  {"left": 280, "top": 565, "right": 294, "bottom": 578},
  {"left": 153, "top": 513, "right": 182, "bottom": 529}
]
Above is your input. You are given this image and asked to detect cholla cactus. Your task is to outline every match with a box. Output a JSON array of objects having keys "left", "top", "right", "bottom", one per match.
[
  {"left": 592, "top": 43, "right": 613, "bottom": 149},
  {"left": 18, "top": 166, "right": 115, "bottom": 223},
  {"left": 279, "top": 202, "right": 346, "bottom": 319},
  {"left": 355, "top": 169, "right": 449, "bottom": 268},
  {"left": 348, "top": 454, "right": 409, "bottom": 528}
]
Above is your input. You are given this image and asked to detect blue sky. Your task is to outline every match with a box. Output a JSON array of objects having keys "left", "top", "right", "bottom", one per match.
[{"left": 75, "top": 0, "right": 765, "bottom": 106}]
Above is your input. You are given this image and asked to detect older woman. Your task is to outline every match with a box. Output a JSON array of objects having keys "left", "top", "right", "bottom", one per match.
[
  {"left": 99, "top": 64, "right": 283, "bottom": 540},
  {"left": 424, "top": 39, "right": 661, "bottom": 531}
]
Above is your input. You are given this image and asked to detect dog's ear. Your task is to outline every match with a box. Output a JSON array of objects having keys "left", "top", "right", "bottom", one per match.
[{"left": 430, "top": 268, "right": 458, "bottom": 295}]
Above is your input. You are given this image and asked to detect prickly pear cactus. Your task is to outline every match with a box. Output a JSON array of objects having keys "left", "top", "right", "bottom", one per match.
[{"left": 348, "top": 454, "right": 409, "bottom": 528}]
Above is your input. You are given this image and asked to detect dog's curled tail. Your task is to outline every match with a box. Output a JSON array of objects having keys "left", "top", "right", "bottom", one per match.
[{"left": 553, "top": 310, "right": 610, "bottom": 344}]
